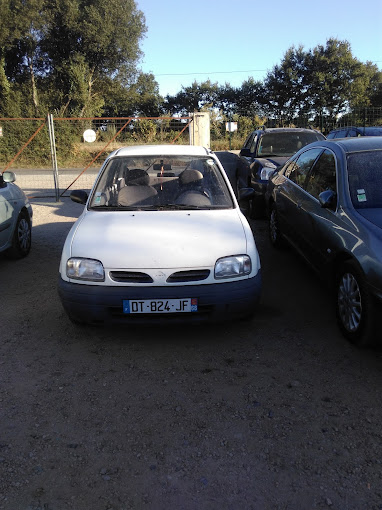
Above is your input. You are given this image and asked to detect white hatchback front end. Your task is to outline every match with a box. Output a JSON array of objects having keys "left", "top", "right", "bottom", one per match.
[{"left": 58, "top": 145, "right": 261, "bottom": 324}]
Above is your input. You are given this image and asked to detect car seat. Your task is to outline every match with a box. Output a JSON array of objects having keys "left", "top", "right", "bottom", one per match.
[
  {"left": 175, "top": 169, "right": 211, "bottom": 207},
  {"left": 118, "top": 169, "right": 158, "bottom": 207}
]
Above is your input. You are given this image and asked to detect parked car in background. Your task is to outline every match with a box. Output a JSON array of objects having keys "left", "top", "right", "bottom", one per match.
[
  {"left": 326, "top": 126, "right": 382, "bottom": 139},
  {"left": 58, "top": 145, "right": 261, "bottom": 325},
  {"left": 0, "top": 171, "right": 32, "bottom": 259},
  {"left": 214, "top": 151, "right": 251, "bottom": 195},
  {"left": 214, "top": 150, "right": 251, "bottom": 216},
  {"left": 265, "top": 137, "right": 382, "bottom": 347},
  {"left": 240, "top": 127, "right": 325, "bottom": 218}
]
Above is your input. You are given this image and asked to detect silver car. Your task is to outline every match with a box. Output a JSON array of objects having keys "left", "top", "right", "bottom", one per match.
[{"left": 0, "top": 171, "right": 33, "bottom": 258}]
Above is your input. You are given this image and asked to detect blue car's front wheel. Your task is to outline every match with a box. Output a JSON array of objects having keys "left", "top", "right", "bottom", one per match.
[{"left": 336, "top": 261, "right": 377, "bottom": 347}]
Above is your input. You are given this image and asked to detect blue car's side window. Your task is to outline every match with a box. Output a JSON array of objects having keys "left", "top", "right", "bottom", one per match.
[
  {"left": 285, "top": 148, "right": 322, "bottom": 187},
  {"left": 304, "top": 150, "right": 337, "bottom": 200}
]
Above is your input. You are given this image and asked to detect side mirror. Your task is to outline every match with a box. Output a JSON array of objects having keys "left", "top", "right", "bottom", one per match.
[
  {"left": 2, "top": 171, "right": 16, "bottom": 183},
  {"left": 319, "top": 189, "right": 337, "bottom": 210},
  {"left": 70, "top": 189, "right": 88, "bottom": 204},
  {"left": 239, "top": 148, "right": 251, "bottom": 158}
]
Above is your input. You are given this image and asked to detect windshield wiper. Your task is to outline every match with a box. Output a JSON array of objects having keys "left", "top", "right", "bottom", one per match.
[
  {"left": 158, "top": 203, "right": 214, "bottom": 210},
  {"left": 90, "top": 205, "right": 157, "bottom": 211}
]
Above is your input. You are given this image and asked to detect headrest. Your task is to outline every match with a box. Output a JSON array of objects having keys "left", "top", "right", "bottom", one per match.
[
  {"left": 179, "top": 169, "right": 203, "bottom": 186},
  {"left": 125, "top": 168, "right": 150, "bottom": 186}
]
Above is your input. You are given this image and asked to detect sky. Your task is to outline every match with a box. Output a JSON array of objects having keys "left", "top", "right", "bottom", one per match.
[{"left": 136, "top": 0, "right": 382, "bottom": 97}]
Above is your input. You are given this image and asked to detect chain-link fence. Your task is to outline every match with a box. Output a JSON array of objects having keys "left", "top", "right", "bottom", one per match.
[{"left": 0, "top": 115, "right": 193, "bottom": 199}]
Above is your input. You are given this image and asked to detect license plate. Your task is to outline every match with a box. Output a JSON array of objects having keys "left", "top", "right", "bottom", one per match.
[{"left": 123, "top": 298, "right": 198, "bottom": 314}]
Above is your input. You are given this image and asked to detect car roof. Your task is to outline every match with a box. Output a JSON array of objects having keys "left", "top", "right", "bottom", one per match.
[
  {"left": 109, "top": 144, "right": 212, "bottom": 158},
  {"left": 306, "top": 136, "right": 382, "bottom": 153},
  {"left": 256, "top": 127, "right": 320, "bottom": 134},
  {"left": 329, "top": 126, "right": 382, "bottom": 133}
]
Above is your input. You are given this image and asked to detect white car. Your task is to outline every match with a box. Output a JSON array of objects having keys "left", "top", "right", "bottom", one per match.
[
  {"left": 0, "top": 171, "right": 32, "bottom": 258},
  {"left": 58, "top": 145, "right": 261, "bottom": 324}
]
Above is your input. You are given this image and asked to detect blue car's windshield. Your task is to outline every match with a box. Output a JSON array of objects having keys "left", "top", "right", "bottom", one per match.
[
  {"left": 347, "top": 151, "right": 382, "bottom": 209},
  {"left": 257, "top": 131, "right": 324, "bottom": 158}
]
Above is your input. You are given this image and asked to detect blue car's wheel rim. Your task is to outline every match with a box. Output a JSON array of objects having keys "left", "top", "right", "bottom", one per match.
[
  {"left": 338, "top": 272, "right": 362, "bottom": 333},
  {"left": 270, "top": 210, "right": 278, "bottom": 243}
]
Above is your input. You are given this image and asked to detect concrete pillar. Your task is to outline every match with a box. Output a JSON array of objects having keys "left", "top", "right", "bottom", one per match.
[{"left": 189, "top": 112, "right": 210, "bottom": 148}]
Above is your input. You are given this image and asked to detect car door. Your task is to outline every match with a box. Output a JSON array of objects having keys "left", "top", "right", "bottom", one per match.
[
  {"left": 0, "top": 182, "right": 14, "bottom": 250},
  {"left": 275, "top": 148, "right": 323, "bottom": 252},
  {"left": 294, "top": 149, "right": 339, "bottom": 271},
  {"left": 239, "top": 132, "right": 258, "bottom": 162}
]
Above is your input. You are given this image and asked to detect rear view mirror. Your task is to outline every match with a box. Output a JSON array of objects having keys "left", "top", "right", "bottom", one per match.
[
  {"left": 70, "top": 189, "right": 88, "bottom": 204},
  {"left": 239, "top": 148, "right": 251, "bottom": 157},
  {"left": 319, "top": 189, "right": 337, "bottom": 210}
]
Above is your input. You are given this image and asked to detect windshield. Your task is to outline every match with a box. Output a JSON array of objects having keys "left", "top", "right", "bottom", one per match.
[
  {"left": 347, "top": 150, "right": 382, "bottom": 209},
  {"left": 89, "top": 155, "right": 234, "bottom": 210},
  {"left": 257, "top": 131, "right": 324, "bottom": 158}
]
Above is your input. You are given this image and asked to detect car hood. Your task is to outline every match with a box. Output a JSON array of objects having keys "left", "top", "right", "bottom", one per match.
[
  {"left": 255, "top": 156, "right": 289, "bottom": 167},
  {"left": 70, "top": 209, "right": 248, "bottom": 268},
  {"left": 258, "top": 156, "right": 290, "bottom": 166},
  {"left": 356, "top": 209, "right": 382, "bottom": 230}
]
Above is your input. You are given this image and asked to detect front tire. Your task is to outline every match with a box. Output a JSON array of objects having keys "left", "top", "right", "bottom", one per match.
[
  {"left": 5, "top": 211, "right": 31, "bottom": 259},
  {"left": 336, "top": 261, "right": 376, "bottom": 347}
]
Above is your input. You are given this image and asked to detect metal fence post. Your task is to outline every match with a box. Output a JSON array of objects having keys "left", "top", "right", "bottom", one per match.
[{"left": 47, "top": 113, "right": 60, "bottom": 201}]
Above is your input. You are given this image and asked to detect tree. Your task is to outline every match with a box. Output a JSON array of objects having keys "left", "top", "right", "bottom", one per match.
[
  {"left": 262, "top": 39, "right": 381, "bottom": 121},
  {"left": 41, "top": 0, "right": 147, "bottom": 116},
  {"left": 165, "top": 80, "right": 220, "bottom": 115},
  {"left": 101, "top": 71, "right": 163, "bottom": 117},
  {"left": 1, "top": 0, "right": 47, "bottom": 115},
  {"left": 234, "top": 78, "right": 267, "bottom": 117},
  {"left": 0, "top": 0, "right": 149, "bottom": 117},
  {"left": 368, "top": 71, "right": 382, "bottom": 107},
  {"left": 263, "top": 45, "right": 307, "bottom": 118}
]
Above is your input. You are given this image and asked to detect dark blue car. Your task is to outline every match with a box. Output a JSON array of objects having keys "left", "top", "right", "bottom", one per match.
[
  {"left": 265, "top": 137, "right": 382, "bottom": 347},
  {"left": 326, "top": 126, "right": 382, "bottom": 139},
  {"left": 240, "top": 127, "right": 325, "bottom": 218}
]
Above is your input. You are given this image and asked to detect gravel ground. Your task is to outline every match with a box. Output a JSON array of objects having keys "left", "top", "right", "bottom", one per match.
[{"left": 1, "top": 197, "right": 382, "bottom": 510}]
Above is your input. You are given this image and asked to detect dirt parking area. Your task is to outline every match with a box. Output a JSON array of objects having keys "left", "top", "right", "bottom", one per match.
[{"left": 1, "top": 198, "right": 382, "bottom": 510}]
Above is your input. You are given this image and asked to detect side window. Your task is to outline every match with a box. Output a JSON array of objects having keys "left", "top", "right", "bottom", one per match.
[
  {"left": 347, "top": 128, "right": 358, "bottom": 137},
  {"left": 249, "top": 135, "right": 258, "bottom": 153},
  {"left": 243, "top": 133, "right": 253, "bottom": 149},
  {"left": 285, "top": 148, "right": 322, "bottom": 186},
  {"left": 304, "top": 149, "right": 336, "bottom": 199}
]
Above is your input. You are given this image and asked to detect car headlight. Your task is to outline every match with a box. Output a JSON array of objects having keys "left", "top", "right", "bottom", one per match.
[
  {"left": 66, "top": 258, "right": 105, "bottom": 281},
  {"left": 260, "top": 164, "right": 277, "bottom": 180},
  {"left": 215, "top": 255, "right": 251, "bottom": 279}
]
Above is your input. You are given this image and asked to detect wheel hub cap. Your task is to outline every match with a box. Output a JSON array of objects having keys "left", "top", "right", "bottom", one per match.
[{"left": 338, "top": 272, "right": 362, "bottom": 332}]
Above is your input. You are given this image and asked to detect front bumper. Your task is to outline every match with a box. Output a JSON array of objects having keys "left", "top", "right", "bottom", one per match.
[{"left": 58, "top": 273, "right": 262, "bottom": 325}]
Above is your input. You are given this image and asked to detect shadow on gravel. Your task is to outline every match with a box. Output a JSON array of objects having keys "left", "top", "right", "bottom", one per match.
[{"left": 30, "top": 196, "right": 84, "bottom": 220}]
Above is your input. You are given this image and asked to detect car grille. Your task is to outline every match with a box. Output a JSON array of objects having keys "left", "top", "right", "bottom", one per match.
[
  {"left": 167, "top": 270, "right": 210, "bottom": 283},
  {"left": 109, "top": 270, "right": 210, "bottom": 284},
  {"left": 109, "top": 271, "right": 153, "bottom": 283}
]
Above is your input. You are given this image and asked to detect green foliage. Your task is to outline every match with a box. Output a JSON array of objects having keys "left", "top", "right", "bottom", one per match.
[
  {"left": 263, "top": 38, "right": 381, "bottom": 119},
  {"left": 0, "top": 119, "right": 50, "bottom": 165},
  {"left": 0, "top": 0, "right": 149, "bottom": 118},
  {"left": 132, "top": 119, "right": 157, "bottom": 143}
]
